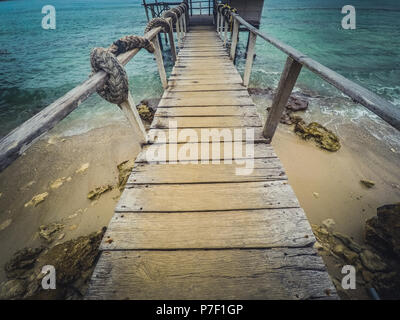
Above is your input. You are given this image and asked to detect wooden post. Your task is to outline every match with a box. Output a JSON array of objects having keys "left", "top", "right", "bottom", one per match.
[
  {"left": 152, "top": 36, "right": 168, "bottom": 89},
  {"left": 168, "top": 20, "right": 177, "bottom": 63},
  {"left": 216, "top": 11, "right": 220, "bottom": 34},
  {"left": 230, "top": 18, "right": 239, "bottom": 61},
  {"left": 219, "top": 14, "right": 224, "bottom": 40},
  {"left": 118, "top": 92, "right": 147, "bottom": 145},
  {"left": 176, "top": 19, "right": 181, "bottom": 48},
  {"left": 182, "top": 12, "right": 187, "bottom": 33},
  {"left": 243, "top": 31, "right": 257, "bottom": 87},
  {"left": 224, "top": 20, "right": 228, "bottom": 47},
  {"left": 180, "top": 16, "right": 185, "bottom": 40},
  {"left": 263, "top": 57, "right": 302, "bottom": 142}
]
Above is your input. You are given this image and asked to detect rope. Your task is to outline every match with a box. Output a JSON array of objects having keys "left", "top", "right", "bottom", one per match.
[
  {"left": 108, "top": 35, "right": 154, "bottom": 56},
  {"left": 90, "top": 48, "right": 129, "bottom": 105},
  {"left": 145, "top": 18, "right": 171, "bottom": 34},
  {"left": 91, "top": 35, "right": 155, "bottom": 105},
  {"left": 162, "top": 10, "right": 178, "bottom": 24}
]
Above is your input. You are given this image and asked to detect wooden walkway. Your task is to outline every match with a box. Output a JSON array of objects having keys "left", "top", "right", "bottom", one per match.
[{"left": 86, "top": 26, "right": 337, "bottom": 300}]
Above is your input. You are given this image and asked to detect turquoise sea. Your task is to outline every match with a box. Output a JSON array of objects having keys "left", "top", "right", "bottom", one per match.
[{"left": 0, "top": 0, "right": 399, "bottom": 139}]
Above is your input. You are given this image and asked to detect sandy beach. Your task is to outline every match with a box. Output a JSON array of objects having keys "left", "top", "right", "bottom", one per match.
[{"left": 0, "top": 90, "right": 399, "bottom": 298}]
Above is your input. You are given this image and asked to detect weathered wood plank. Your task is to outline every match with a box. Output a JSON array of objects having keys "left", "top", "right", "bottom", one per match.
[
  {"left": 136, "top": 142, "right": 276, "bottom": 163},
  {"left": 168, "top": 78, "right": 243, "bottom": 86},
  {"left": 155, "top": 106, "right": 258, "bottom": 117},
  {"left": 86, "top": 248, "right": 337, "bottom": 300},
  {"left": 116, "top": 181, "right": 299, "bottom": 212},
  {"left": 167, "top": 83, "right": 246, "bottom": 92},
  {"left": 151, "top": 116, "right": 261, "bottom": 128},
  {"left": 162, "top": 90, "right": 247, "bottom": 100},
  {"left": 100, "top": 208, "right": 313, "bottom": 250},
  {"left": 158, "top": 95, "right": 253, "bottom": 106},
  {"left": 147, "top": 127, "right": 266, "bottom": 143},
  {"left": 127, "top": 158, "right": 285, "bottom": 184}
]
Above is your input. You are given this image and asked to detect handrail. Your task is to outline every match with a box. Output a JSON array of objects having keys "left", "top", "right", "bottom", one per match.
[
  {"left": 219, "top": 10, "right": 400, "bottom": 142},
  {"left": 0, "top": 6, "right": 188, "bottom": 172}
]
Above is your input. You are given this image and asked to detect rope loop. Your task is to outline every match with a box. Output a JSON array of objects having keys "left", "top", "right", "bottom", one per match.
[
  {"left": 171, "top": 7, "right": 182, "bottom": 18},
  {"left": 145, "top": 17, "right": 171, "bottom": 34},
  {"left": 108, "top": 35, "right": 154, "bottom": 56},
  {"left": 90, "top": 47, "right": 129, "bottom": 105},
  {"left": 162, "top": 10, "right": 178, "bottom": 24}
]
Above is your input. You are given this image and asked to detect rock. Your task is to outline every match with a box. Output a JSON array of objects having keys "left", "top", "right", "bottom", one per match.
[
  {"left": 39, "top": 223, "right": 64, "bottom": 242},
  {"left": 50, "top": 177, "right": 67, "bottom": 189},
  {"left": 294, "top": 120, "right": 341, "bottom": 151},
  {"left": 333, "top": 232, "right": 362, "bottom": 253},
  {"left": 136, "top": 102, "right": 155, "bottom": 123},
  {"left": 0, "top": 279, "right": 26, "bottom": 299},
  {"left": 322, "top": 218, "right": 335, "bottom": 231},
  {"left": 87, "top": 185, "right": 113, "bottom": 200},
  {"left": 75, "top": 163, "right": 89, "bottom": 174},
  {"left": 360, "top": 250, "right": 387, "bottom": 272},
  {"left": 117, "top": 159, "right": 135, "bottom": 192},
  {"left": 24, "top": 192, "right": 49, "bottom": 208},
  {"left": 0, "top": 218, "right": 12, "bottom": 231},
  {"left": 4, "top": 247, "right": 45, "bottom": 279},
  {"left": 313, "top": 241, "right": 324, "bottom": 251},
  {"left": 360, "top": 179, "right": 375, "bottom": 188},
  {"left": 365, "top": 203, "right": 400, "bottom": 258},
  {"left": 313, "top": 192, "right": 320, "bottom": 199},
  {"left": 0, "top": 192, "right": 2, "bottom": 198}
]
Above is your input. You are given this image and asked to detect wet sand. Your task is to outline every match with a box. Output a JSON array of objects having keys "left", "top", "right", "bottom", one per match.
[{"left": 0, "top": 122, "right": 141, "bottom": 283}]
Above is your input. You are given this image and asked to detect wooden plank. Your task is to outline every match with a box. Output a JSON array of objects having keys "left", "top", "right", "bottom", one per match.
[
  {"left": 136, "top": 142, "right": 276, "bottom": 163},
  {"left": 116, "top": 181, "right": 299, "bottom": 212},
  {"left": 151, "top": 116, "right": 261, "bottom": 128},
  {"left": 86, "top": 248, "right": 337, "bottom": 300},
  {"left": 162, "top": 90, "right": 246, "bottom": 99},
  {"left": 155, "top": 106, "right": 258, "bottom": 117},
  {"left": 147, "top": 127, "right": 266, "bottom": 143},
  {"left": 167, "top": 83, "right": 247, "bottom": 92},
  {"left": 168, "top": 78, "right": 243, "bottom": 85},
  {"left": 128, "top": 158, "right": 285, "bottom": 184},
  {"left": 100, "top": 208, "right": 313, "bottom": 250},
  {"left": 158, "top": 94, "right": 252, "bottom": 106}
]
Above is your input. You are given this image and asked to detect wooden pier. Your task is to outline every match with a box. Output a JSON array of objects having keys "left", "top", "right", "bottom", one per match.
[
  {"left": 85, "top": 25, "right": 337, "bottom": 300},
  {"left": 2, "top": 1, "right": 399, "bottom": 301}
]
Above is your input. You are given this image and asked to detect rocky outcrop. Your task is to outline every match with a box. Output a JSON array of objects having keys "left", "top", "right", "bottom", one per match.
[
  {"left": 0, "top": 228, "right": 105, "bottom": 300},
  {"left": 294, "top": 120, "right": 341, "bottom": 152},
  {"left": 365, "top": 203, "right": 400, "bottom": 259}
]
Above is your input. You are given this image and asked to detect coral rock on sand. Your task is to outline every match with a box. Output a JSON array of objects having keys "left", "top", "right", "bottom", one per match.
[
  {"left": 87, "top": 185, "right": 113, "bottom": 200},
  {"left": 365, "top": 203, "right": 400, "bottom": 258},
  {"left": 136, "top": 102, "right": 155, "bottom": 123},
  {"left": 294, "top": 120, "right": 341, "bottom": 152},
  {"left": 24, "top": 192, "right": 49, "bottom": 208},
  {"left": 0, "top": 219, "right": 12, "bottom": 231},
  {"left": 75, "top": 163, "right": 90, "bottom": 174},
  {"left": 39, "top": 223, "right": 64, "bottom": 243},
  {"left": 360, "top": 179, "right": 375, "bottom": 188},
  {"left": 117, "top": 159, "right": 135, "bottom": 192},
  {"left": 50, "top": 177, "right": 67, "bottom": 189}
]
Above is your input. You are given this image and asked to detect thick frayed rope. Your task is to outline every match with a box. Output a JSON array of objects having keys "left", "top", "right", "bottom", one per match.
[
  {"left": 108, "top": 35, "right": 154, "bottom": 56},
  {"left": 90, "top": 35, "right": 154, "bottom": 105},
  {"left": 90, "top": 47, "right": 128, "bottom": 105},
  {"left": 145, "top": 18, "right": 171, "bottom": 34},
  {"left": 162, "top": 10, "right": 178, "bottom": 24}
]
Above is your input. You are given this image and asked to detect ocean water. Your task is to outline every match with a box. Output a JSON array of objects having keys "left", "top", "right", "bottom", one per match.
[{"left": 0, "top": 0, "right": 399, "bottom": 140}]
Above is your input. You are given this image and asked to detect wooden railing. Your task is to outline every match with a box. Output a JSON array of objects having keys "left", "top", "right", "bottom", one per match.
[
  {"left": 0, "top": 10, "right": 188, "bottom": 172},
  {"left": 216, "top": 10, "right": 400, "bottom": 142}
]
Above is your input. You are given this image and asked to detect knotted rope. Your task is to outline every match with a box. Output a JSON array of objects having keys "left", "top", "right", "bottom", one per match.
[
  {"left": 90, "top": 35, "right": 154, "bottom": 105},
  {"left": 145, "top": 18, "right": 171, "bottom": 34},
  {"left": 162, "top": 10, "right": 178, "bottom": 24}
]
